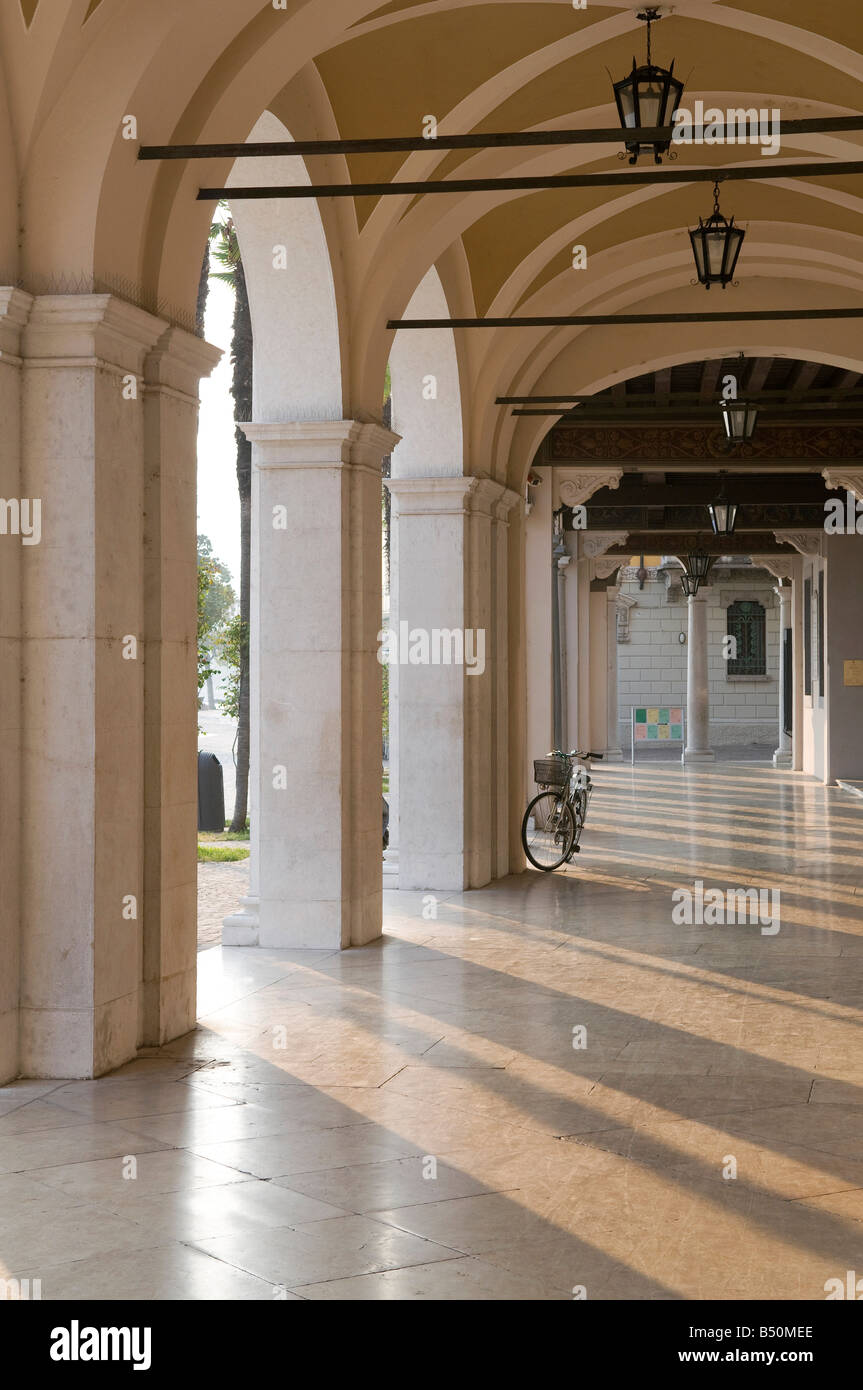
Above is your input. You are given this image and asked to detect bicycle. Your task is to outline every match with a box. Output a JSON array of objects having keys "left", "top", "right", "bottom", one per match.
[{"left": 521, "top": 748, "right": 603, "bottom": 871}]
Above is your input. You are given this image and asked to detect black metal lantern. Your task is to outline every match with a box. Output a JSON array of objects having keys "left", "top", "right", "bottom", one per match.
[
  {"left": 690, "top": 180, "right": 746, "bottom": 288},
  {"left": 680, "top": 570, "right": 700, "bottom": 597},
  {"left": 720, "top": 398, "right": 758, "bottom": 443},
  {"left": 686, "top": 549, "right": 714, "bottom": 585},
  {"left": 708, "top": 473, "right": 739, "bottom": 534},
  {"left": 613, "top": 8, "right": 684, "bottom": 164}
]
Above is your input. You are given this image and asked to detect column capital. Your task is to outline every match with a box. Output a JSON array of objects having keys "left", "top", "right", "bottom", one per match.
[
  {"left": 145, "top": 325, "right": 222, "bottom": 398},
  {"left": 0, "top": 287, "right": 33, "bottom": 361},
  {"left": 385, "top": 474, "right": 519, "bottom": 519},
  {"left": 22, "top": 293, "right": 167, "bottom": 373},
  {"left": 558, "top": 469, "right": 622, "bottom": 508},
  {"left": 472, "top": 477, "right": 523, "bottom": 521},
  {"left": 385, "top": 475, "right": 477, "bottom": 513},
  {"left": 242, "top": 419, "right": 400, "bottom": 469}
]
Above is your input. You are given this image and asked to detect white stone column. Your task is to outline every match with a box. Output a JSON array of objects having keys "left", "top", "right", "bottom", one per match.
[
  {"left": 790, "top": 558, "right": 804, "bottom": 772},
  {"left": 822, "top": 529, "right": 863, "bottom": 783},
  {"left": 17, "top": 295, "right": 218, "bottom": 1077},
  {"left": 605, "top": 580, "right": 624, "bottom": 761},
  {"left": 524, "top": 480, "right": 553, "bottom": 793},
  {"left": 573, "top": 535, "right": 627, "bottom": 756},
  {"left": 224, "top": 456, "right": 261, "bottom": 932},
  {"left": 772, "top": 582, "right": 792, "bottom": 767},
  {"left": 384, "top": 476, "right": 518, "bottom": 891},
  {"left": 141, "top": 326, "right": 222, "bottom": 1044},
  {"left": 775, "top": 536, "right": 821, "bottom": 773},
  {"left": 0, "top": 288, "right": 29, "bottom": 1083},
  {"left": 557, "top": 548, "right": 571, "bottom": 750},
  {"left": 685, "top": 586, "right": 715, "bottom": 762},
  {"left": 491, "top": 490, "right": 518, "bottom": 878},
  {"left": 224, "top": 420, "right": 397, "bottom": 950},
  {"left": 382, "top": 481, "right": 400, "bottom": 886}
]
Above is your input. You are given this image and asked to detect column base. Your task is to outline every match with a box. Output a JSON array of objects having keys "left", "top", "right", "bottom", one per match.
[
  {"left": 222, "top": 895, "right": 260, "bottom": 947},
  {"left": 684, "top": 750, "right": 715, "bottom": 763},
  {"left": 398, "top": 852, "right": 467, "bottom": 893},
  {"left": 383, "top": 847, "right": 399, "bottom": 887},
  {"left": 773, "top": 749, "right": 793, "bottom": 767},
  {"left": 603, "top": 748, "right": 624, "bottom": 763}
]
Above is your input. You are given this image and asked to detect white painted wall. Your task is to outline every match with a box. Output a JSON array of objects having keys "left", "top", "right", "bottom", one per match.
[{"left": 617, "top": 565, "right": 780, "bottom": 751}]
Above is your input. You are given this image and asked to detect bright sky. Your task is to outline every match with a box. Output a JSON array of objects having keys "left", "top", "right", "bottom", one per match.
[{"left": 196, "top": 265, "right": 241, "bottom": 586}]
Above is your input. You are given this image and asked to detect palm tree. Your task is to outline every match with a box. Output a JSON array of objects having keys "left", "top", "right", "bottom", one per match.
[{"left": 205, "top": 205, "right": 252, "bottom": 834}]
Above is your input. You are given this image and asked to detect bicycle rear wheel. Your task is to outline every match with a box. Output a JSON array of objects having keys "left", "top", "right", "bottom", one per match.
[
  {"left": 522, "top": 792, "right": 576, "bottom": 870},
  {"left": 572, "top": 788, "right": 587, "bottom": 842}
]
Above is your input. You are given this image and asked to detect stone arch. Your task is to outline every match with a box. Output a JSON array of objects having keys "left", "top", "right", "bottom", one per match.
[{"left": 229, "top": 111, "right": 345, "bottom": 420}]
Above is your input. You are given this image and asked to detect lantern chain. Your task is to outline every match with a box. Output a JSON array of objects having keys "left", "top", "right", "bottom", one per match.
[{"left": 638, "top": 8, "right": 662, "bottom": 68}]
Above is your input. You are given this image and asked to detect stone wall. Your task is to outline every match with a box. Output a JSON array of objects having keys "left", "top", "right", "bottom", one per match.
[{"left": 617, "top": 562, "right": 780, "bottom": 752}]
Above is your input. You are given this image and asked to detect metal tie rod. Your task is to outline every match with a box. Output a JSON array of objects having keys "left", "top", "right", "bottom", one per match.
[
  {"left": 196, "top": 158, "right": 863, "bottom": 201},
  {"left": 139, "top": 115, "right": 863, "bottom": 161},
  {"left": 387, "top": 308, "right": 863, "bottom": 330}
]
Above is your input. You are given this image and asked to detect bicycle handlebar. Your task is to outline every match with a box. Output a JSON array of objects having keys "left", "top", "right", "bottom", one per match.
[{"left": 548, "top": 749, "right": 604, "bottom": 760}]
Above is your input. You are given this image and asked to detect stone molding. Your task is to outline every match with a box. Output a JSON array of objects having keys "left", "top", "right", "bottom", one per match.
[{"left": 720, "top": 589, "right": 775, "bottom": 606}]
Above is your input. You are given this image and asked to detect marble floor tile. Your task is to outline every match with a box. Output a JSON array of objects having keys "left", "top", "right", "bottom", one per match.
[
  {"left": 191, "top": 1213, "right": 460, "bottom": 1287},
  {"left": 187, "top": 1123, "right": 427, "bottom": 1180},
  {"left": 83, "top": 1176, "right": 346, "bottom": 1239},
  {"left": 0, "top": 1123, "right": 170, "bottom": 1176},
  {"left": 32, "top": 1148, "right": 250, "bottom": 1200},
  {"left": 274, "top": 1155, "right": 501, "bottom": 1214},
  {"left": 9, "top": 1244, "right": 283, "bottom": 1301},
  {"left": 3, "top": 762, "right": 862, "bottom": 1298},
  {"left": 292, "top": 1255, "right": 570, "bottom": 1300}
]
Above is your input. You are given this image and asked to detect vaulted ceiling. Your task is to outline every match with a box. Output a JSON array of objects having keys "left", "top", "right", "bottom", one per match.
[{"left": 3, "top": 0, "right": 863, "bottom": 484}]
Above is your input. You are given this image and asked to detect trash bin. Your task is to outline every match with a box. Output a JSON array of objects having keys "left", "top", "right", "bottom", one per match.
[{"left": 198, "top": 751, "right": 226, "bottom": 833}]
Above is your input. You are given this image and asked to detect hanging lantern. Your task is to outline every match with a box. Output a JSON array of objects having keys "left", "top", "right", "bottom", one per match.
[
  {"left": 720, "top": 398, "right": 758, "bottom": 443},
  {"left": 613, "top": 8, "right": 684, "bottom": 165},
  {"left": 680, "top": 570, "right": 700, "bottom": 597},
  {"left": 690, "top": 180, "right": 746, "bottom": 288},
  {"left": 686, "top": 549, "right": 714, "bottom": 584},
  {"left": 708, "top": 473, "right": 739, "bottom": 534}
]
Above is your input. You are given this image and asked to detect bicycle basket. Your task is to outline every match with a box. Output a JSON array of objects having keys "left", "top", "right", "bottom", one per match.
[{"left": 533, "top": 756, "right": 570, "bottom": 788}]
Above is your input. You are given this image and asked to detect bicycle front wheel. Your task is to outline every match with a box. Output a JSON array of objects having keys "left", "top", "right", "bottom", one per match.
[{"left": 522, "top": 791, "right": 576, "bottom": 871}]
